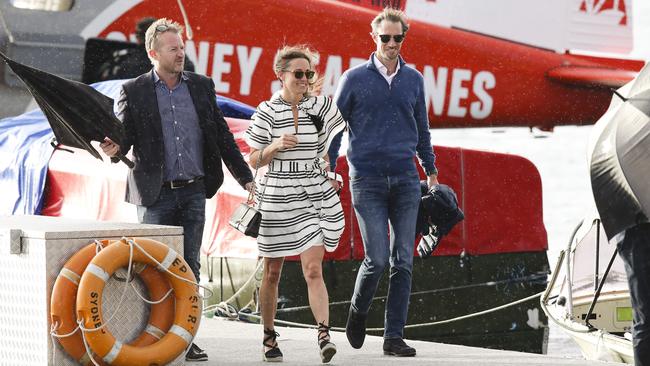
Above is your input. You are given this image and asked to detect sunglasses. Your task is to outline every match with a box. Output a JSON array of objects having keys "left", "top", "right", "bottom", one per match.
[
  {"left": 378, "top": 34, "right": 405, "bottom": 43},
  {"left": 288, "top": 70, "right": 315, "bottom": 80}
]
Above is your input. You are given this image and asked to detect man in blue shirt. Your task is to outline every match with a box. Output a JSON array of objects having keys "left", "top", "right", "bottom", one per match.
[
  {"left": 100, "top": 18, "right": 253, "bottom": 362},
  {"left": 329, "top": 8, "right": 439, "bottom": 357}
]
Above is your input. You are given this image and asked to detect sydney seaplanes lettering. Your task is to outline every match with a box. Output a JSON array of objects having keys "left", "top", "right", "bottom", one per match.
[
  {"left": 108, "top": 33, "right": 496, "bottom": 120},
  {"left": 184, "top": 40, "right": 262, "bottom": 96},
  {"left": 422, "top": 66, "right": 496, "bottom": 120}
]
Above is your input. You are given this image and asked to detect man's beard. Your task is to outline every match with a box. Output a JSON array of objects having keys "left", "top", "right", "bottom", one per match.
[{"left": 165, "top": 62, "right": 184, "bottom": 74}]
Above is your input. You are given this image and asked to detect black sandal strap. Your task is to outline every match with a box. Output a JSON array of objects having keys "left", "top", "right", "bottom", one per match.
[
  {"left": 263, "top": 328, "right": 280, "bottom": 349},
  {"left": 317, "top": 322, "right": 331, "bottom": 345}
]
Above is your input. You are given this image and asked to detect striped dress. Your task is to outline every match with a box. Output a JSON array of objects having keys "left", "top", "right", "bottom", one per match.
[{"left": 244, "top": 94, "right": 346, "bottom": 257}]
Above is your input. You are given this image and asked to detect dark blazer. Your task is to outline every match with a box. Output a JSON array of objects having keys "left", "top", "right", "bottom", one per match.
[{"left": 115, "top": 70, "right": 253, "bottom": 206}]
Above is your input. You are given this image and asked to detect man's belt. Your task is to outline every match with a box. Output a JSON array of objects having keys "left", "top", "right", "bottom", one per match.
[{"left": 163, "top": 176, "right": 203, "bottom": 189}]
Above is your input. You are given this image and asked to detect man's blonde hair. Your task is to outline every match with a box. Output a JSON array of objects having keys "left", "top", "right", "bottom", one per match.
[
  {"left": 144, "top": 18, "right": 184, "bottom": 53},
  {"left": 371, "top": 8, "right": 409, "bottom": 34}
]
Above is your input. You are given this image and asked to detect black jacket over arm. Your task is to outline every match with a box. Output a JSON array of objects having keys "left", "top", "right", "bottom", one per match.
[{"left": 115, "top": 71, "right": 253, "bottom": 206}]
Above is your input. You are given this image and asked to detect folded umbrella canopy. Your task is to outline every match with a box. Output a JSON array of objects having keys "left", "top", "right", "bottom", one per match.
[
  {"left": 415, "top": 182, "right": 464, "bottom": 257},
  {"left": 589, "top": 62, "right": 650, "bottom": 240},
  {"left": 0, "top": 51, "right": 134, "bottom": 168}
]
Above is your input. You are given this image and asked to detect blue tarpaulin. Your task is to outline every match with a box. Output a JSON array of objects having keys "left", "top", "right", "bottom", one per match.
[
  {"left": 0, "top": 79, "right": 255, "bottom": 215},
  {"left": 0, "top": 107, "right": 54, "bottom": 215}
]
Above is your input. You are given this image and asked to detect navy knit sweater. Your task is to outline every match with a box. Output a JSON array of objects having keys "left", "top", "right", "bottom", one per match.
[{"left": 329, "top": 53, "right": 437, "bottom": 177}]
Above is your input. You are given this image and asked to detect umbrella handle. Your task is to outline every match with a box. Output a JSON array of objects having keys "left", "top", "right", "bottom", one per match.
[{"left": 117, "top": 153, "right": 135, "bottom": 169}]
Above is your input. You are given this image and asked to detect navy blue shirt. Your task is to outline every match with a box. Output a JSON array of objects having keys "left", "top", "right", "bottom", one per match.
[{"left": 153, "top": 71, "right": 204, "bottom": 182}]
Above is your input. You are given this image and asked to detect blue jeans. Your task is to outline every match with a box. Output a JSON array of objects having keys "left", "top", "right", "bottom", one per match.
[
  {"left": 137, "top": 181, "right": 206, "bottom": 282},
  {"left": 349, "top": 170, "right": 421, "bottom": 339},
  {"left": 618, "top": 224, "right": 650, "bottom": 366}
]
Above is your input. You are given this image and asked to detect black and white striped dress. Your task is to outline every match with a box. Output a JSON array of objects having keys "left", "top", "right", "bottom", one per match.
[{"left": 244, "top": 94, "right": 346, "bottom": 257}]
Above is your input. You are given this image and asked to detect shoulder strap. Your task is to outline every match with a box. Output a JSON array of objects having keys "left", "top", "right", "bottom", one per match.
[{"left": 291, "top": 104, "right": 299, "bottom": 134}]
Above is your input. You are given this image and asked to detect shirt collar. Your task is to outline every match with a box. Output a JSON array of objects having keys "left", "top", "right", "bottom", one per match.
[
  {"left": 372, "top": 53, "right": 400, "bottom": 77},
  {"left": 152, "top": 69, "right": 189, "bottom": 85}
]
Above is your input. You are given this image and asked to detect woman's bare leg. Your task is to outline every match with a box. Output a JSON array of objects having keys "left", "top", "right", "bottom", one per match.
[
  {"left": 300, "top": 246, "right": 329, "bottom": 328},
  {"left": 260, "top": 257, "right": 285, "bottom": 349}
]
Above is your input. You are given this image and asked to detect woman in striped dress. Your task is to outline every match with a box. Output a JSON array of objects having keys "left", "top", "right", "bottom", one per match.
[{"left": 244, "top": 45, "right": 346, "bottom": 363}]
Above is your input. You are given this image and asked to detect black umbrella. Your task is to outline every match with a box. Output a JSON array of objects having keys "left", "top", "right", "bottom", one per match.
[
  {"left": 590, "top": 62, "right": 650, "bottom": 240},
  {"left": 0, "top": 51, "right": 134, "bottom": 168}
]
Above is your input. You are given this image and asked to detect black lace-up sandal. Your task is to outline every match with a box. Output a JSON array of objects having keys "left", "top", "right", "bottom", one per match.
[
  {"left": 317, "top": 322, "right": 337, "bottom": 363},
  {"left": 263, "top": 328, "right": 283, "bottom": 362}
]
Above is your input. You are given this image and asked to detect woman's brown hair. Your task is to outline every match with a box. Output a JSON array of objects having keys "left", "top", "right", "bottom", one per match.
[{"left": 273, "top": 45, "right": 321, "bottom": 97}]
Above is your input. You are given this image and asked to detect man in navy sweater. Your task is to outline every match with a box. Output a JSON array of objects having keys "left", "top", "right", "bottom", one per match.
[{"left": 328, "top": 8, "right": 439, "bottom": 357}]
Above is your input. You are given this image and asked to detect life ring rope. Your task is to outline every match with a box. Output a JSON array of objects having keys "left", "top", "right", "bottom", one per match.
[
  {"left": 93, "top": 239, "right": 107, "bottom": 252},
  {"left": 78, "top": 319, "right": 103, "bottom": 366},
  {"left": 77, "top": 240, "right": 136, "bottom": 334},
  {"left": 130, "top": 280, "right": 174, "bottom": 305},
  {"left": 125, "top": 237, "right": 212, "bottom": 295},
  {"left": 125, "top": 237, "right": 216, "bottom": 301}
]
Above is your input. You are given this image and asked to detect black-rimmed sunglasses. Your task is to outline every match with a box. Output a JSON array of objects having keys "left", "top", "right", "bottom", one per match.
[
  {"left": 289, "top": 70, "right": 315, "bottom": 80},
  {"left": 378, "top": 34, "right": 405, "bottom": 43}
]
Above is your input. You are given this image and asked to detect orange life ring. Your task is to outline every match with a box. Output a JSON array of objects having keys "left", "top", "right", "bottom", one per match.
[
  {"left": 76, "top": 237, "right": 201, "bottom": 365},
  {"left": 50, "top": 240, "right": 174, "bottom": 365}
]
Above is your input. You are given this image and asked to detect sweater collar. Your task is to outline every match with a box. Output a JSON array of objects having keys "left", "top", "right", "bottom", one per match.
[{"left": 366, "top": 52, "right": 406, "bottom": 72}]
